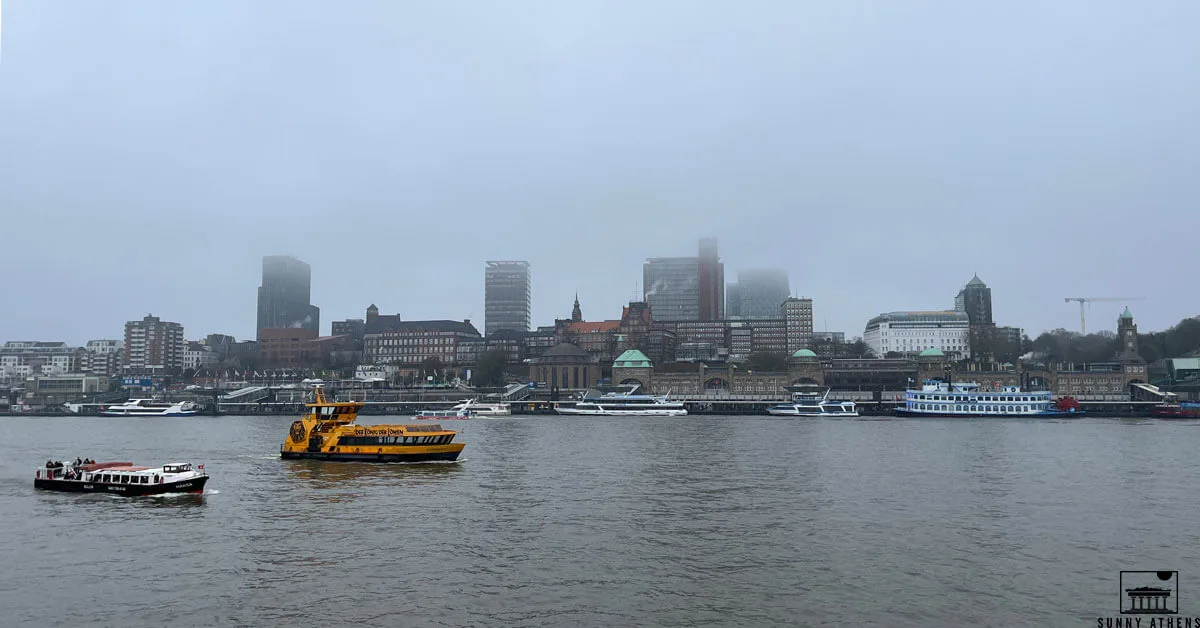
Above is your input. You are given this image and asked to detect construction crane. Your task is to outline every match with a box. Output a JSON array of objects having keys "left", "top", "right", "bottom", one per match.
[{"left": 1064, "top": 297, "right": 1146, "bottom": 334}]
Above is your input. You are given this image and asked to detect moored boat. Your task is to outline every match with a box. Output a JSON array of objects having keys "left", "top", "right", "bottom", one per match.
[
  {"left": 101, "top": 399, "right": 198, "bottom": 417},
  {"left": 281, "top": 385, "right": 465, "bottom": 462},
  {"left": 1151, "top": 402, "right": 1200, "bottom": 418},
  {"left": 450, "top": 399, "right": 511, "bottom": 417},
  {"left": 414, "top": 408, "right": 473, "bottom": 420},
  {"left": 894, "top": 380, "right": 1085, "bottom": 418},
  {"left": 556, "top": 387, "right": 687, "bottom": 417},
  {"left": 34, "top": 461, "right": 208, "bottom": 496},
  {"left": 767, "top": 388, "right": 858, "bottom": 417}
]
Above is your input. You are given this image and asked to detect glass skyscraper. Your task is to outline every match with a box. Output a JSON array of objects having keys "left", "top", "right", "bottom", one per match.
[
  {"left": 643, "top": 239, "right": 724, "bottom": 322},
  {"left": 256, "top": 255, "right": 320, "bottom": 339},
  {"left": 485, "top": 261, "right": 531, "bottom": 337},
  {"left": 728, "top": 269, "right": 790, "bottom": 319}
]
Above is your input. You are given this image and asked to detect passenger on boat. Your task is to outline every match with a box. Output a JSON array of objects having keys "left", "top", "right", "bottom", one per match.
[{"left": 74, "top": 457, "right": 82, "bottom": 466}]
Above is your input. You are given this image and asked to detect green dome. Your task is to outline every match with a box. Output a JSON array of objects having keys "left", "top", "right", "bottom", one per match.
[
  {"left": 918, "top": 347, "right": 945, "bottom": 357},
  {"left": 791, "top": 349, "right": 817, "bottom": 358},
  {"left": 1120, "top": 306, "right": 1133, "bottom": 319},
  {"left": 613, "top": 349, "right": 653, "bottom": 369}
]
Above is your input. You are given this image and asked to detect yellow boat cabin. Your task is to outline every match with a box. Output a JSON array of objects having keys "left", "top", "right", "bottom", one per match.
[{"left": 280, "top": 385, "right": 465, "bottom": 462}]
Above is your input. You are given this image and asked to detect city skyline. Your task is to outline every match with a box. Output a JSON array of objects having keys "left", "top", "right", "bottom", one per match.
[
  {"left": 0, "top": 251, "right": 1171, "bottom": 348},
  {"left": 1, "top": 2, "right": 1198, "bottom": 342}
]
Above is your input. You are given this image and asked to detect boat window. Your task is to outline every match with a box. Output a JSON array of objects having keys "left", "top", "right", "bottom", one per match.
[{"left": 102, "top": 474, "right": 110, "bottom": 483}]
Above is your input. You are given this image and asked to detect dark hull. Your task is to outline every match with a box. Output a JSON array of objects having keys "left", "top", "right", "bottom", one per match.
[
  {"left": 34, "top": 476, "right": 208, "bottom": 496},
  {"left": 1151, "top": 407, "right": 1200, "bottom": 418},
  {"left": 281, "top": 450, "right": 462, "bottom": 462},
  {"left": 894, "top": 409, "right": 1086, "bottom": 418}
]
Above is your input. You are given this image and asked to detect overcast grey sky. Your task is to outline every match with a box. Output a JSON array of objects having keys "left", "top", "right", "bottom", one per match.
[{"left": 2, "top": 1, "right": 1197, "bottom": 344}]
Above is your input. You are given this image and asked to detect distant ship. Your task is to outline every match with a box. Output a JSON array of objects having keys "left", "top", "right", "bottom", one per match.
[
  {"left": 895, "top": 380, "right": 1084, "bottom": 417},
  {"left": 101, "top": 400, "right": 198, "bottom": 417},
  {"left": 556, "top": 387, "right": 687, "bottom": 417},
  {"left": 767, "top": 388, "right": 858, "bottom": 417},
  {"left": 450, "top": 399, "right": 511, "bottom": 417}
]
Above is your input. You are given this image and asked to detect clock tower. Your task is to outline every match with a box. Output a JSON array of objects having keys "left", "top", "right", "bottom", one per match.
[{"left": 1117, "top": 306, "right": 1141, "bottom": 362}]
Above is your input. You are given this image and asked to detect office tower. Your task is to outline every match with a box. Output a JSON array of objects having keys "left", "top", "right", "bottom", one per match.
[
  {"left": 485, "top": 261, "right": 531, "bottom": 336},
  {"left": 643, "top": 239, "right": 724, "bottom": 322},
  {"left": 257, "top": 255, "right": 320, "bottom": 339},
  {"left": 729, "top": 269, "right": 790, "bottom": 319}
]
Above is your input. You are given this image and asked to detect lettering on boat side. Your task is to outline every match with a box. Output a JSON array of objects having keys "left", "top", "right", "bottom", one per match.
[{"left": 354, "top": 428, "right": 411, "bottom": 436}]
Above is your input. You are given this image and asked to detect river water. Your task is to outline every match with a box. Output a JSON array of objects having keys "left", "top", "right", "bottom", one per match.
[{"left": 1, "top": 414, "right": 1197, "bottom": 627}]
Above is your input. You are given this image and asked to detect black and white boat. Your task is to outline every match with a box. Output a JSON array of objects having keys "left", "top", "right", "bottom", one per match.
[
  {"left": 767, "top": 388, "right": 858, "bottom": 417},
  {"left": 34, "top": 461, "right": 208, "bottom": 496}
]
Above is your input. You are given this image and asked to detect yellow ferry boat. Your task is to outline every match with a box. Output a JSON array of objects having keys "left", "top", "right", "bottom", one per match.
[{"left": 280, "top": 385, "right": 465, "bottom": 462}]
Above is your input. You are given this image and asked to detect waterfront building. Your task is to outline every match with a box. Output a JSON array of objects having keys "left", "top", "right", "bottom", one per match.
[
  {"left": 183, "top": 341, "right": 218, "bottom": 371},
  {"left": 484, "top": 329, "right": 525, "bottom": 364},
  {"left": 123, "top": 315, "right": 185, "bottom": 374},
  {"left": 531, "top": 342, "right": 601, "bottom": 391},
  {"left": 257, "top": 255, "right": 320, "bottom": 340},
  {"left": 363, "top": 305, "right": 482, "bottom": 366},
  {"left": 331, "top": 318, "right": 366, "bottom": 352},
  {"left": 0, "top": 341, "right": 81, "bottom": 379},
  {"left": 864, "top": 311, "right": 971, "bottom": 359},
  {"left": 203, "top": 334, "right": 236, "bottom": 359},
  {"left": 25, "top": 373, "right": 105, "bottom": 405},
  {"left": 258, "top": 329, "right": 355, "bottom": 368},
  {"left": 728, "top": 269, "right": 790, "bottom": 319},
  {"left": 258, "top": 329, "right": 318, "bottom": 367},
  {"left": 643, "top": 239, "right": 725, "bottom": 322},
  {"left": 783, "top": 298, "right": 815, "bottom": 354},
  {"left": 484, "top": 261, "right": 531, "bottom": 336},
  {"left": 79, "top": 340, "right": 123, "bottom": 378},
  {"left": 523, "top": 326, "right": 558, "bottom": 361}
]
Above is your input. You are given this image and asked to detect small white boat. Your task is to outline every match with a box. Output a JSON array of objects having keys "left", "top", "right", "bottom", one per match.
[
  {"left": 556, "top": 388, "right": 687, "bottom": 417},
  {"left": 450, "top": 399, "right": 511, "bottom": 417},
  {"left": 101, "top": 400, "right": 198, "bottom": 417},
  {"left": 767, "top": 388, "right": 858, "bottom": 417}
]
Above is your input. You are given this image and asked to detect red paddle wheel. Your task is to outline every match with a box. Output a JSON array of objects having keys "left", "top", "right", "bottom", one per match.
[{"left": 1054, "top": 396, "right": 1081, "bottom": 412}]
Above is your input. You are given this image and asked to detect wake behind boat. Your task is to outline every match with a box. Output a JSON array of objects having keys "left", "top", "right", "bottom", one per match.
[
  {"left": 34, "top": 460, "right": 208, "bottom": 496},
  {"left": 101, "top": 399, "right": 198, "bottom": 417},
  {"left": 556, "top": 386, "right": 687, "bottom": 417},
  {"left": 767, "top": 387, "right": 858, "bottom": 417}
]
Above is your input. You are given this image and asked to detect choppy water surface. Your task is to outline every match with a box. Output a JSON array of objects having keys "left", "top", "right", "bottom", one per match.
[{"left": 1, "top": 415, "right": 1198, "bottom": 627}]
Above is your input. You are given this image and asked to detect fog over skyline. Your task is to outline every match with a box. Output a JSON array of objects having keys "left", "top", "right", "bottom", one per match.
[{"left": 2, "top": 1, "right": 1198, "bottom": 345}]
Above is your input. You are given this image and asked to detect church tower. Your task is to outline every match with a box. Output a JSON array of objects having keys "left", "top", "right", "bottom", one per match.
[
  {"left": 571, "top": 294, "right": 582, "bottom": 322},
  {"left": 1117, "top": 306, "right": 1140, "bottom": 362}
]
